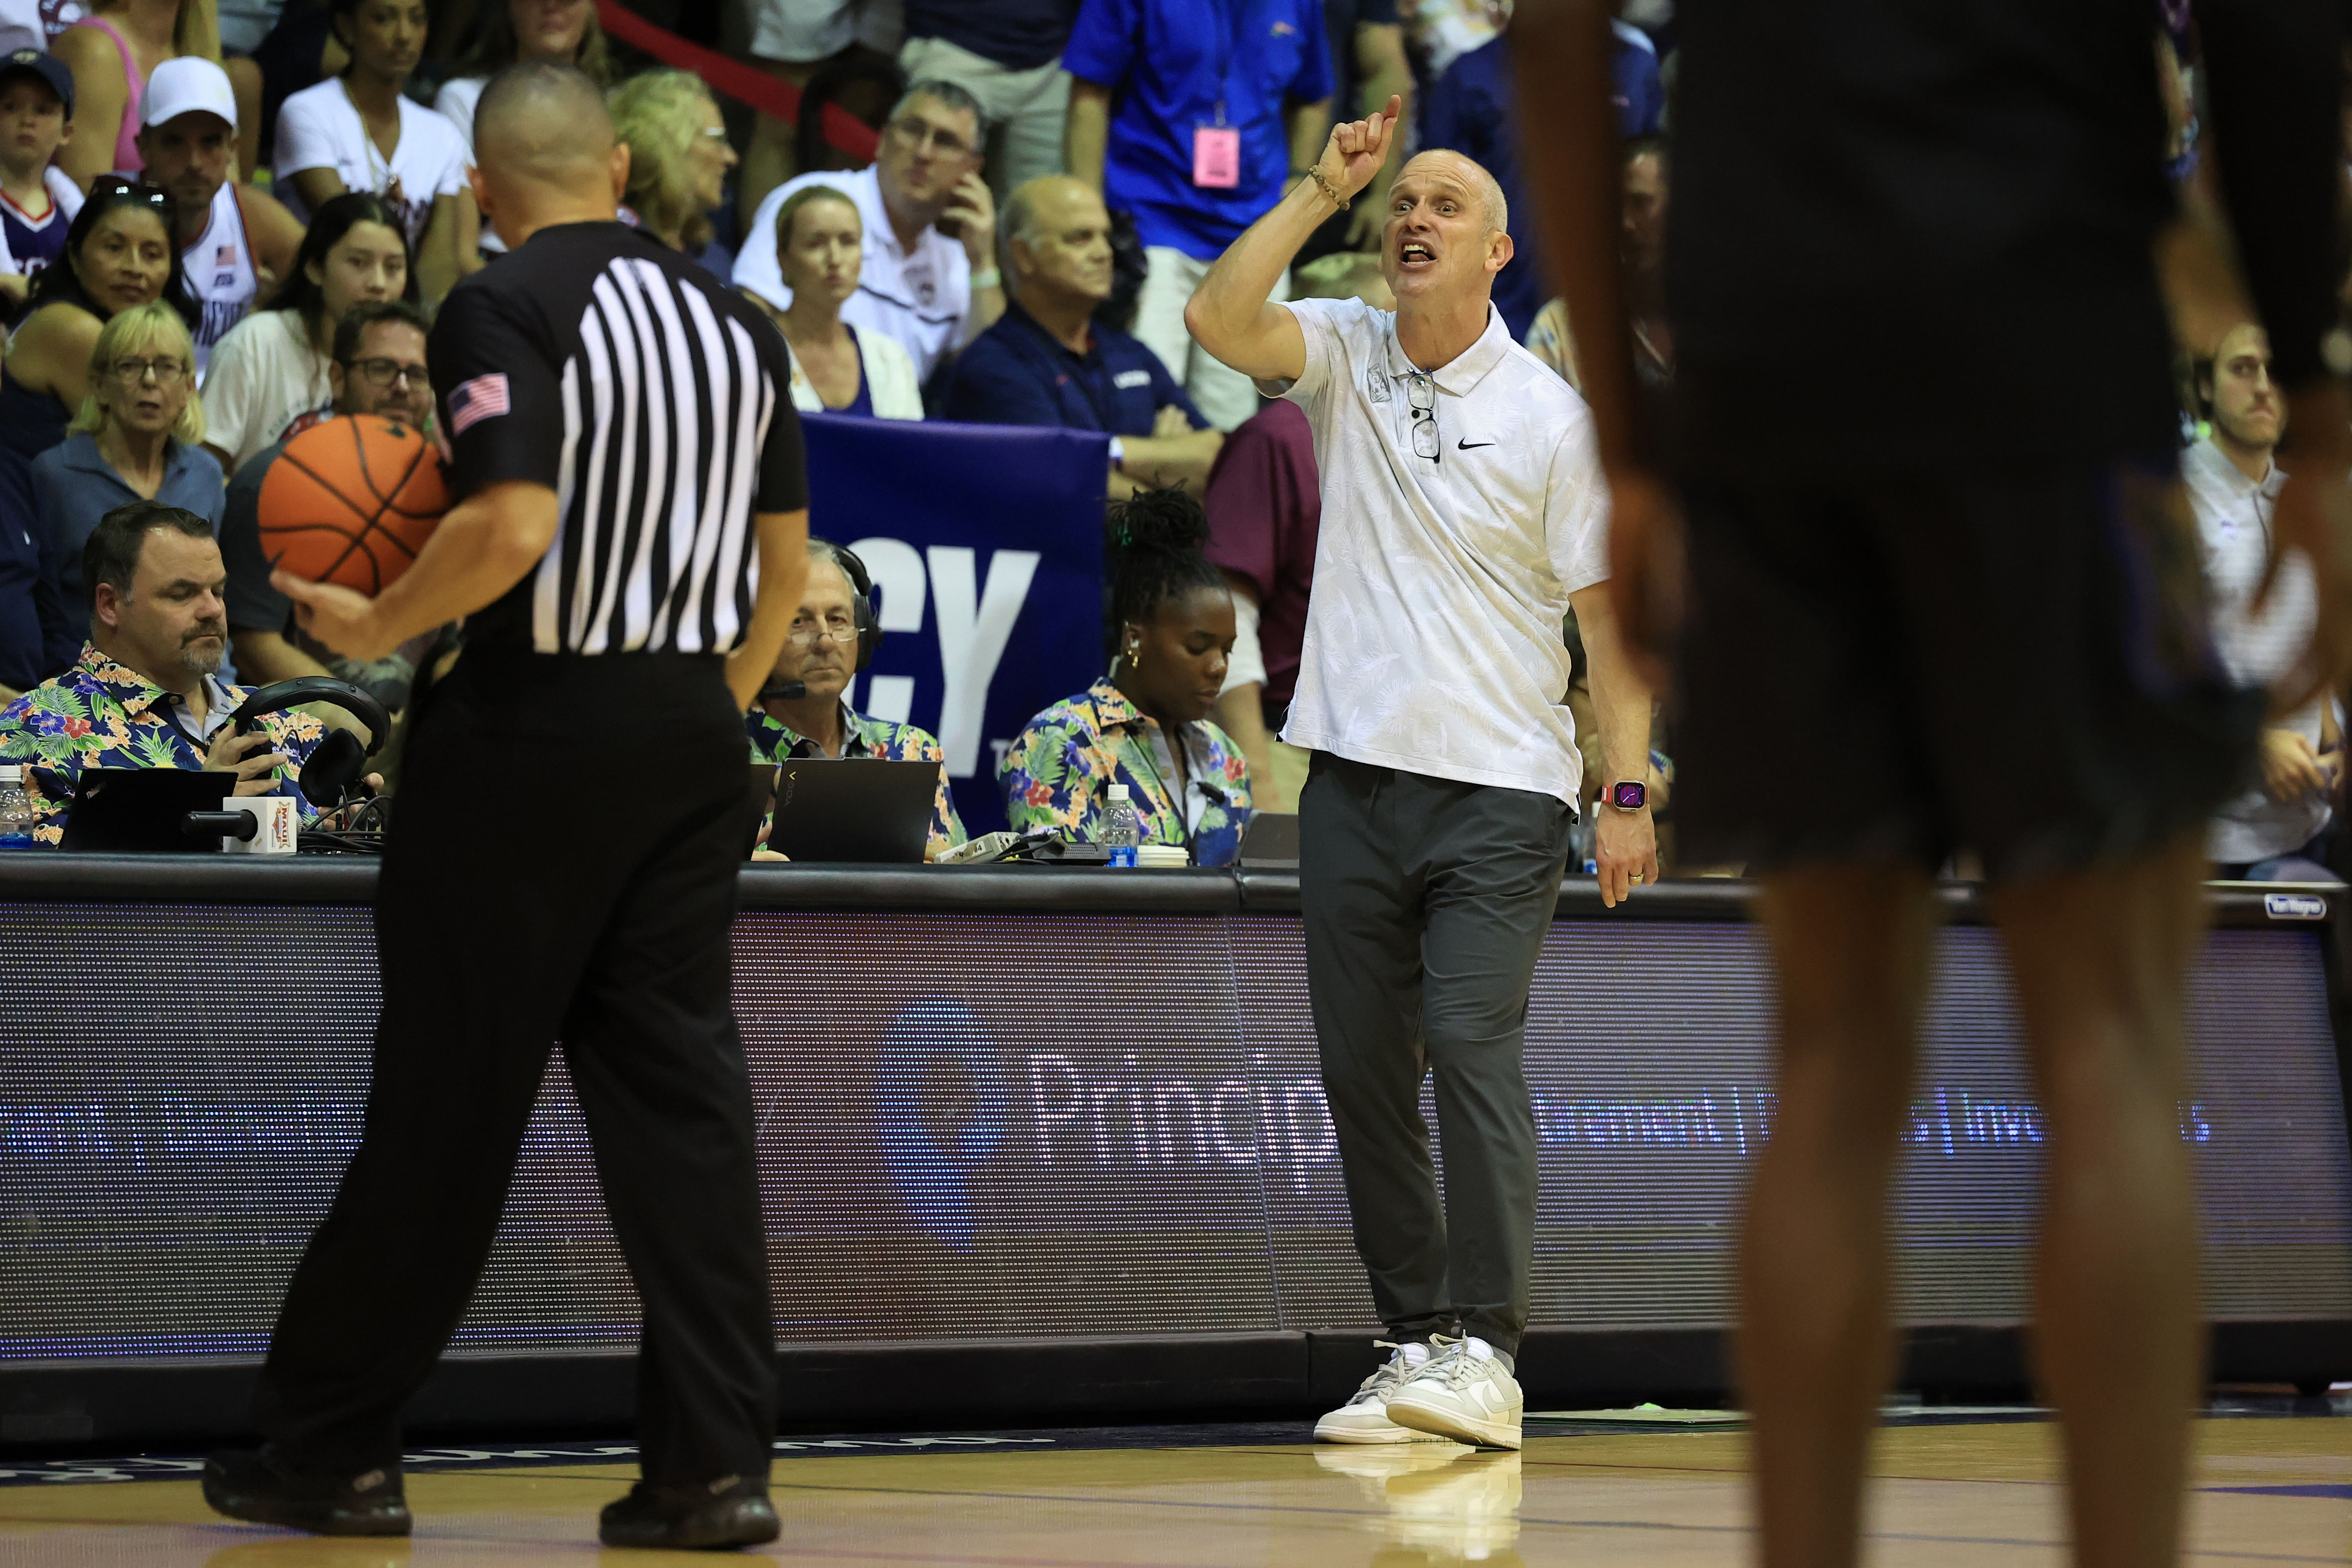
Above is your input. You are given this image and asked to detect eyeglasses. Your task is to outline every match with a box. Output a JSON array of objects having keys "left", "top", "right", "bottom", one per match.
[
  {"left": 887, "top": 117, "right": 972, "bottom": 159},
  {"left": 1407, "top": 372, "right": 1439, "bottom": 461},
  {"left": 89, "top": 175, "right": 171, "bottom": 213},
  {"left": 341, "top": 357, "right": 430, "bottom": 389},
  {"left": 697, "top": 125, "right": 731, "bottom": 143},
  {"left": 786, "top": 622, "right": 860, "bottom": 646},
  {"left": 109, "top": 356, "right": 188, "bottom": 386}
]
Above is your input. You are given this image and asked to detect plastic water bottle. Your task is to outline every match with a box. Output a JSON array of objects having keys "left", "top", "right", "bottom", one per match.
[
  {"left": 0, "top": 765, "right": 36, "bottom": 848},
  {"left": 1100, "top": 782, "right": 1140, "bottom": 868}
]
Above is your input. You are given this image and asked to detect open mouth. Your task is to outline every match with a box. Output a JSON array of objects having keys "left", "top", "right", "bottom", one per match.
[{"left": 1397, "top": 240, "right": 1437, "bottom": 270}]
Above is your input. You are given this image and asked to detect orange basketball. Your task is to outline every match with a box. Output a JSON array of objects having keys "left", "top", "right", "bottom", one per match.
[{"left": 257, "top": 415, "right": 449, "bottom": 596}]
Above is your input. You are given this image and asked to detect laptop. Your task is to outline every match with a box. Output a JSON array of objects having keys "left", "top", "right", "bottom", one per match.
[
  {"left": 762, "top": 758, "right": 938, "bottom": 865},
  {"left": 59, "top": 767, "right": 241, "bottom": 853}
]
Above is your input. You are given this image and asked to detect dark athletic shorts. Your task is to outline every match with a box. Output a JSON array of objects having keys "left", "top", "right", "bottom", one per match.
[{"left": 1672, "top": 448, "right": 2263, "bottom": 881}]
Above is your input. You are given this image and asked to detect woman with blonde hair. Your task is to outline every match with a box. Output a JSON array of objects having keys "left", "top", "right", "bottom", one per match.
[
  {"left": 29, "top": 299, "right": 224, "bottom": 602},
  {"left": 53, "top": 0, "right": 239, "bottom": 187},
  {"left": 608, "top": 69, "right": 737, "bottom": 272},
  {"left": 757, "top": 184, "right": 922, "bottom": 420}
]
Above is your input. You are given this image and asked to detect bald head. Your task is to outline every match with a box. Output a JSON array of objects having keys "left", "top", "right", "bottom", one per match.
[
  {"left": 1399, "top": 150, "right": 1507, "bottom": 234},
  {"left": 1005, "top": 174, "right": 1102, "bottom": 248},
  {"left": 1003, "top": 175, "right": 1114, "bottom": 307},
  {"left": 475, "top": 61, "right": 616, "bottom": 198}
]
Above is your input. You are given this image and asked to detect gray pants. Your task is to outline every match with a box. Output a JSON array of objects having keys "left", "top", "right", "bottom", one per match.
[{"left": 1299, "top": 752, "right": 1573, "bottom": 1358}]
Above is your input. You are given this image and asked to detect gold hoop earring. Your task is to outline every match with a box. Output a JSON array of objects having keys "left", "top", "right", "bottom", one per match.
[{"left": 1126, "top": 643, "right": 1142, "bottom": 667}]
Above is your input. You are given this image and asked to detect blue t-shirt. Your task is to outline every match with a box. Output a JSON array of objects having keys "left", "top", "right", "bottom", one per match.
[
  {"left": 906, "top": 0, "right": 1079, "bottom": 71},
  {"left": 942, "top": 300, "right": 1207, "bottom": 436},
  {"left": 1062, "top": 0, "right": 1335, "bottom": 260}
]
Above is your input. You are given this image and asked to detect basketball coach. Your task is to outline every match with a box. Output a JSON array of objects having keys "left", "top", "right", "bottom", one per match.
[{"left": 203, "top": 63, "right": 809, "bottom": 1551}]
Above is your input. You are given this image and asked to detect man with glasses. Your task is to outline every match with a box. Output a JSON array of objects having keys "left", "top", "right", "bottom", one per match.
[
  {"left": 1183, "top": 102, "right": 1658, "bottom": 1450},
  {"left": 747, "top": 538, "right": 966, "bottom": 861},
  {"left": 218, "top": 299, "right": 437, "bottom": 708},
  {"left": 735, "top": 80, "right": 1007, "bottom": 386}
]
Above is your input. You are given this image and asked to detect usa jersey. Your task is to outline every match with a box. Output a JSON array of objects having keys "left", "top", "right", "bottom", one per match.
[{"left": 182, "top": 182, "right": 258, "bottom": 378}]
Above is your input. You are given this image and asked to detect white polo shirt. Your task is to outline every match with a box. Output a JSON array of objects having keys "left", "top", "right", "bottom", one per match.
[
  {"left": 1271, "top": 296, "right": 1609, "bottom": 806},
  {"left": 731, "top": 165, "right": 972, "bottom": 383},
  {"left": 2184, "top": 433, "right": 2329, "bottom": 863}
]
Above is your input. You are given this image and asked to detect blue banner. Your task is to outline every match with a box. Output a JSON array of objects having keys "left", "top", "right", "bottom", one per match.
[{"left": 801, "top": 414, "right": 1108, "bottom": 835}]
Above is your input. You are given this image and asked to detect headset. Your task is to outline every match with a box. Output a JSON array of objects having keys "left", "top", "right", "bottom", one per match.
[
  {"left": 757, "top": 539, "right": 880, "bottom": 704},
  {"left": 229, "top": 676, "right": 391, "bottom": 808}
]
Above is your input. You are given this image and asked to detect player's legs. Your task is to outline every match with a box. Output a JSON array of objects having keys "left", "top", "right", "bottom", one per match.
[
  {"left": 559, "top": 750, "right": 774, "bottom": 1494},
  {"left": 1990, "top": 836, "right": 2207, "bottom": 1568},
  {"left": 1301, "top": 752, "right": 1451, "bottom": 1342},
  {"left": 1738, "top": 861, "right": 1937, "bottom": 1568}
]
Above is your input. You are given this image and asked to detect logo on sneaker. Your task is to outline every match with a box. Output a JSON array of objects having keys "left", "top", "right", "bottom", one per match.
[{"left": 352, "top": 1470, "right": 385, "bottom": 1491}]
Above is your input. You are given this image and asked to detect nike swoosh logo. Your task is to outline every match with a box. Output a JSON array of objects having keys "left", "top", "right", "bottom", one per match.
[{"left": 1457, "top": 439, "right": 1495, "bottom": 450}]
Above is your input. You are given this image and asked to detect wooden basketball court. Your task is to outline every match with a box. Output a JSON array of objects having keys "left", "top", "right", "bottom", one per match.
[{"left": 0, "top": 1412, "right": 2344, "bottom": 1565}]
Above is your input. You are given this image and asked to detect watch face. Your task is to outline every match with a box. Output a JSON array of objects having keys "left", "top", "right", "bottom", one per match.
[{"left": 1611, "top": 782, "right": 1647, "bottom": 810}]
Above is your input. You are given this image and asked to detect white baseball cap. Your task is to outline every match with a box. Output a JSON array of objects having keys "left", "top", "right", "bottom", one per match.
[{"left": 141, "top": 56, "right": 237, "bottom": 131}]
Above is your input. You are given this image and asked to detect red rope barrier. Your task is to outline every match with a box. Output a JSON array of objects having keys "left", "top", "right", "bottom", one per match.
[{"left": 593, "top": 0, "right": 881, "bottom": 163}]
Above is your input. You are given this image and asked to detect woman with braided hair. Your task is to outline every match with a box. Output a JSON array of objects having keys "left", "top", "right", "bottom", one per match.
[{"left": 998, "top": 486, "right": 1255, "bottom": 866}]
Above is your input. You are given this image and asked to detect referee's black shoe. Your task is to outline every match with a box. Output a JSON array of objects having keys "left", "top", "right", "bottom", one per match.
[
  {"left": 599, "top": 1475, "right": 780, "bottom": 1550},
  {"left": 202, "top": 1447, "right": 411, "bottom": 1536}
]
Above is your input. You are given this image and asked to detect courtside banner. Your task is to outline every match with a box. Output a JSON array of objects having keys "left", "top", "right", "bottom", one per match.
[{"left": 800, "top": 414, "right": 1109, "bottom": 837}]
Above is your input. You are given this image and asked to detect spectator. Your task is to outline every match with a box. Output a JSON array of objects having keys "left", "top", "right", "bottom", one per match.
[
  {"left": 271, "top": 0, "right": 465, "bottom": 300},
  {"left": 1061, "top": 0, "right": 1332, "bottom": 431},
  {"left": 735, "top": 79, "right": 1006, "bottom": 386},
  {"left": 999, "top": 486, "right": 1252, "bottom": 864},
  {"left": 52, "top": 0, "right": 222, "bottom": 187},
  {"left": 756, "top": 183, "right": 923, "bottom": 417},
  {"left": 135, "top": 56, "right": 301, "bottom": 372},
  {"left": 217, "top": 295, "right": 428, "bottom": 704},
  {"left": 1524, "top": 135, "right": 1668, "bottom": 393},
  {"left": 739, "top": 0, "right": 899, "bottom": 218},
  {"left": 0, "top": 177, "right": 192, "bottom": 580},
  {"left": 197, "top": 187, "right": 409, "bottom": 470},
  {"left": 246, "top": 0, "right": 335, "bottom": 174},
  {"left": 30, "top": 297, "right": 221, "bottom": 603},
  {"left": 897, "top": 0, "right": 1077, "bottom": 199},
  {"left": 748, "top": 538, "right": 966, "bottom": 861},
  {"left": 1300, "top": 0, "right": 1409, "bottom": 262},
  {"left": 942, "top": 172, "right": 1220, "bottom": 494},
  {"left": 607, "top": 69, "right": 736, "bottom": 276},
  {"left": 0, "top": 47, "right": 83, "bottom": 312},
  {"left": 1199, "top": 248, "right": 1386, "bottom": 812},
  {"left": 434, "top": 0, "right": 606, "bottom": 261},
  {"left": 0, "top": 497, "right": 325, "bottom": 843},
  {"left": 2188, "top": 322, "right": 2337, "bottom": 879}
]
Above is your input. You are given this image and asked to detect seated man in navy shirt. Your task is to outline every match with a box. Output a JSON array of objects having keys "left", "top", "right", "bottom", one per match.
[{"left": 942, "top": 175, "right": 1223, "bottom": 497}]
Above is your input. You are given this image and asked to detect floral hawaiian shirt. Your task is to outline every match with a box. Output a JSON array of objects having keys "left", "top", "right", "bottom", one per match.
[
  {"left": 0, "top": 644, "right": 328, "bottom": 846},
  {"left": 746, "top": 704, "right": 967, "bottom": 860},
  {"left": 998, "top": 678, "right": 1254, "bottom": 867}
]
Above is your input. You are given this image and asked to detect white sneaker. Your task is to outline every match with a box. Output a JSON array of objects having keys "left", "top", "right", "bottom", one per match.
[
  {"left": 1314, "top": 1342, "right": 1459, "bottom": 1444},
  {"left": 1383, "top": 1335, "right": 1524, "bottom": 1450}
]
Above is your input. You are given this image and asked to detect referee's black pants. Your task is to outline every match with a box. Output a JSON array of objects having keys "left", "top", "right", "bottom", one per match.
[
  {"left": 1299, "top": 752, "right": 1573, "bottom": 1362},
  {"left": 251, "top": 650, "right": 775, "bottom": 1486}
]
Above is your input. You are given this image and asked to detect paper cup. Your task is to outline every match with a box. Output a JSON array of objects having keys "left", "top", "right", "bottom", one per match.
[{"left": 1137, "top": 844, "right": 1189, "bottom": 869}]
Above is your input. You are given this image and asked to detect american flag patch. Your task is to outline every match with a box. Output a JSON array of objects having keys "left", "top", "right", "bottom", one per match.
[
  {"left": 214, "top": 244, "right": 237, "bottom": 268},
  {"left": 448, "top": 373, "right": 510, "bottom": 436}
]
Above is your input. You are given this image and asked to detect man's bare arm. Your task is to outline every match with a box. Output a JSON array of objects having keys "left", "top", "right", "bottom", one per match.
[
  {"left": 1570, "top": 581, "right": 1660, "bottom": 908},
  {"left": 1066, "top": 79, "right": 1112, "bottom": 190},
  {"left": 1185, "top": 95, "right": 1399, "bottom": 382}
]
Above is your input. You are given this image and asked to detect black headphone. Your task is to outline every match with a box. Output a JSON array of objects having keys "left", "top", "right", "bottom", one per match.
[
  {"left": 229, "top": 676, "right": 392, "bottom": 807},
  {"left": 812, "top": 537, "right": 881, "bottom": 673}
]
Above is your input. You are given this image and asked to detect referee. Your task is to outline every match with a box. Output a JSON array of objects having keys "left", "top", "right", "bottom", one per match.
[{"left": 202, "top": 64, "right": 809, "bottom": 1550}]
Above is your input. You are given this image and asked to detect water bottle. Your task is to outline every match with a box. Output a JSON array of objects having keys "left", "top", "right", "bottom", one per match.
[
  {"left": 0, "top": 764, "right": 36, "bottom": 848},
  {"left": 1099, "top": 782, "right": 1140, "bottom": 868}
]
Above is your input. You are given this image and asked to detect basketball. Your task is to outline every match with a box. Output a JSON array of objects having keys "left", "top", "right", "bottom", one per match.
[{"left": 257, "top": 415, "right": 449, "bottom": 597}]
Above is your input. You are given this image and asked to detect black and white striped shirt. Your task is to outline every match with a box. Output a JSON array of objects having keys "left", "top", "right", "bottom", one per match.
[{"left": 428, "top": 222, "right": 807, "bottom": 656}]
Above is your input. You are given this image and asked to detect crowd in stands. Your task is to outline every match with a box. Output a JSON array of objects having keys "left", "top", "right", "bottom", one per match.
[{"left": 0, "top": 0, "right": 2334, "bottom": 877}]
